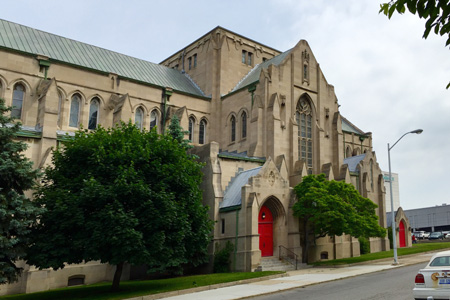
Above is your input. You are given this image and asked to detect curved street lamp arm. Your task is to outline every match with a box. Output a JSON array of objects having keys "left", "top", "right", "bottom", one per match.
[{"left": 388, "top": 129, "right": 423, "bottom": 151}]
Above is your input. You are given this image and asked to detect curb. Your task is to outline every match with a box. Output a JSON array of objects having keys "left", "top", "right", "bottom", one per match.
[{"left": 123, "top": 273, "right": 288, "bottom": 300}]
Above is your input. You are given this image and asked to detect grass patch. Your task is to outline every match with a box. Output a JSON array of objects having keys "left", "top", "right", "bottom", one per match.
[
  {"left": 0, "top": 271, "right": 282, "bottom": 300},
  {"left": 312, "top": 242, "right": 450, "bottom": 266}
]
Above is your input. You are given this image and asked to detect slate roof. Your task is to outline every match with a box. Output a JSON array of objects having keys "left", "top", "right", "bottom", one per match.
[
  {"left": 231, "top": 49, "right": 293, "bottom": 92},
  {"left": 219, "top": 167, "right": 262, "bottom": 210},
  {"left": 343, "top": 154, "right": 366, "bottom": 173},
  {"left": 0, "top": 19, "right": 206, "bottom": 98}
]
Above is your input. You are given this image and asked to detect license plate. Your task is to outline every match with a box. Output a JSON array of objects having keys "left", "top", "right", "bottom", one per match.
[{"left": 439, "top": 278, "right": 450, "bottom": 284}]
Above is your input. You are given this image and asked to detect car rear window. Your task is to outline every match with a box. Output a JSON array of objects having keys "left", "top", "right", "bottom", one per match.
[{"left": 430, "top": 256, "right": 450, "bottom": 266}]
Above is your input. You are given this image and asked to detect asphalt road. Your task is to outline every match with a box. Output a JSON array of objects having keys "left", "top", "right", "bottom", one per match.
[{"left": 248, "top": 262, "right": 428, "bottom": 300}]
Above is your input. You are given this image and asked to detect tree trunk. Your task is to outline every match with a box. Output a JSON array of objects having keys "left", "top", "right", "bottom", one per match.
[
  {"left": 111, "top": 262, "right": 124, "bottom": 292},
  {"left": 302, "top": 219, "right": 309, "bottom": 263}
]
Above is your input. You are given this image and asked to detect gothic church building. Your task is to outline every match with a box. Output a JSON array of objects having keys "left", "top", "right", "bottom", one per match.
[{"left": 0, "top": 19, "right": 389, "bottom": 294}]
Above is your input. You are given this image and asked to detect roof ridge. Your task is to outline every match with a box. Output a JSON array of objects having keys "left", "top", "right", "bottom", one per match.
[
  {"left": 182, "top": 72, "right": 207, "bottom": 97},
  {"left": 230, "top": 64, "right": 261, "bottom": 93},
  {"left": 0, "top": 18, "right": 206, "bottom": 97}
]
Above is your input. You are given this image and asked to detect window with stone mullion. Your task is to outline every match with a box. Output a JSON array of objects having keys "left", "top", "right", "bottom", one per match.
[{"left": 296, "top": 99, "right": 313, "bottom": 174}]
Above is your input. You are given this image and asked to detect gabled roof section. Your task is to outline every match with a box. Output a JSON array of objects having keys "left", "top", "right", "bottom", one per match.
[
  {"left": 343, "top": 153, "right": 366, "bottom": 173},
  {"left": 341, "top": 115, "right": 366, "bottom": 135},
  {"left": 219, "top": 167, "right": 262, "bottom": 210},
  {"left": 0, "top": 19, "right": 206, "bottom": 98},
  {"left": 230, "top": 49, "right": 293, "bottom": 93}
]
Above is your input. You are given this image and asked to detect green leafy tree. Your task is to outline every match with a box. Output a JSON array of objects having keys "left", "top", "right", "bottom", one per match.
[
  {"left": 167, "top": 115, "right": 192, "bottom": 150},
  {"left": 380, "top": 0, "right": 450, "bottom": 88},
  {"left": 27, "top": 121, "right": 212, "bottom": 291},
  {"left": 0, "top": 99, "right": 42, "bottom": 284},
  {"left": 293, "top": 174, "right": 386, "bottom": 263}
]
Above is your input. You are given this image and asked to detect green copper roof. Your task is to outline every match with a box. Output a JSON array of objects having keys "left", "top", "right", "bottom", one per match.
[
  {"left": 0, "top": 19, "right": 206, "bottom": 98},
  {"left": 341, "top": 116, "right": 365, "bottom": 135},
  {"left": 231, "top": 49, "right": 293, "bottom": 93}
]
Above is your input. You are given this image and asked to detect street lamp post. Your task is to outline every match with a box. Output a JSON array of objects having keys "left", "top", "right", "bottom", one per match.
[{"left": 388, "top": 129, "right": 423, "bottom": 265}]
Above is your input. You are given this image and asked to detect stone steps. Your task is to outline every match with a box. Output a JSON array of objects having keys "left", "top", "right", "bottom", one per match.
[{"left": 257, "top": 257, "right": 297, "bottom": 272}]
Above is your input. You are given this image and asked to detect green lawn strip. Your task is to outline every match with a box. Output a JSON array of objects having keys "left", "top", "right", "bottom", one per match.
[
  {"left": 0, "top": 271, "right": 282, "bottom": 300},
  {"left": 312, "top": 242, "right": 450, "bottom": 266}
]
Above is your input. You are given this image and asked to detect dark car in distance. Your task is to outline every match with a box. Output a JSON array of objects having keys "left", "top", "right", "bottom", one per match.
[{"left": 428, "top": 232, "right": 444, "bottom": 240}]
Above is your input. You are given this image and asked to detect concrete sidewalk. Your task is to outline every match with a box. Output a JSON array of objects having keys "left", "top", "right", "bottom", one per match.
[{"left": 126, "top": 252, "right": 436, "bottom": 300}]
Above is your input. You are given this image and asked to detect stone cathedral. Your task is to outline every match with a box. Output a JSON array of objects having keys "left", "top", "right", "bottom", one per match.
[{"left": 0, "top": 19, "right": 389, "bottom": 295}]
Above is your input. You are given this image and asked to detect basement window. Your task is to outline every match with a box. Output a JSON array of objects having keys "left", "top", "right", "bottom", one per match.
[{"left": 68, "top": 275, "right": 85, "bottom": 286}]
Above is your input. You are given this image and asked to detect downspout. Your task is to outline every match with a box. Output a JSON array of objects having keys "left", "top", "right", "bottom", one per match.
[
  {"left": 248, "top": 84, "right": 256, "bottom": 106},
  {"left": 234, "top": 209, "right": 239, "bottom": 271},
  {"left": 359, "top": 135, "right": 366, "bottom": 153},
  {"left": 181, "top": 48, "right": 186, "bottom": 74},
  {"left": 219, "top": 205, "right": 241, "bottom": 271},
  {"left": 37, "top": 56, "right": 51, "bottom": 80},
  {"left": 343, "top": 133, "right": 346, "bottom": 158}
]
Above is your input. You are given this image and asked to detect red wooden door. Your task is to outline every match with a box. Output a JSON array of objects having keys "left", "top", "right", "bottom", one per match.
[
  {"left": 399, "top": 221, "right": 406, "bottom": 247},
  {"left": 258, "top": 206, "right": 273, "bottom": 256}
]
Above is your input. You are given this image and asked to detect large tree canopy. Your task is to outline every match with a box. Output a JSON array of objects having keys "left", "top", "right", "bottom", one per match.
[
  {"left": 0, "top": 99, "right": 42, "bottom": 284},
  {"left": 293, "top": 174, "right": 386, "bottom": 262},
  {"left": 26, "top": 121, "right": 213, "bottom": 291}
]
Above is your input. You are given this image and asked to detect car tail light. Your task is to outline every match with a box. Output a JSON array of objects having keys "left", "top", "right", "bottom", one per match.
[{"left": 415, "top": 273, "right": 425, "bottom": 284}]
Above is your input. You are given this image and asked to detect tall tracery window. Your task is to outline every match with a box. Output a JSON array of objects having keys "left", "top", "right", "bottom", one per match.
[
  {"left": 199, "top": 119, "right": 206, "bottom": 144},
  {"left": 0, "top": 81, "right": 3, "bottom": 98},
  {"left": 69, "top": 94, "right": 81, "bottom": 127},
  {"left": 230, "top": 115, "right": 236, "bottom": 142},
  {"left": 296, "top": 97, "right": 313, "bottom": 174},
  {"left": 188, "top": 117, "right": 195, "bottom": 142},
  {"left": 241, "top": 111, "right": 247, "bottom": 139},
  {"left": 88, "top": 97, "right": 99, "bottom": 130},
  {"left": 57, "top": 91, "right": 63, "bottom": 127},
  {"left": 150, "top": 110, "right": 158, "bottom": 131},
  {"left": 135, "top": 107, "right": 144, "bottom": 130},
  {"left": 12, "top": 83, "right": 25, "bottom": 119}
]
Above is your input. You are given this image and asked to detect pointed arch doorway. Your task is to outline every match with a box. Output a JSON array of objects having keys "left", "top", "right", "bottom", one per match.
[{"left": 258, "top": 206, "right": 273, "bottom": 256}]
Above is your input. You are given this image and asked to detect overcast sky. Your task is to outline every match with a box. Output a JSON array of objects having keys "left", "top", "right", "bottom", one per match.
[{"left": 1, "top": 0, "right": 448, "bottom": 210}]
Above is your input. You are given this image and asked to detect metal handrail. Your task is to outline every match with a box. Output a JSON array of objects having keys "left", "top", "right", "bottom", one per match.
[{"left": 278, "top": 245, "right": 298, "bottom": 270}]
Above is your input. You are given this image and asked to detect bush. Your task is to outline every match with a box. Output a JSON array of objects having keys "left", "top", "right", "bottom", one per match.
[
  {"left": 213, "top": 241, "right": 234, "bottom": 273},
  {"left": 358, "top": 237, "right": 370, "bottom": 254}
]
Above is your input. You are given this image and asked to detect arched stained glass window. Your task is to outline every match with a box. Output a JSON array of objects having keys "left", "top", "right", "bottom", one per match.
[
  {"left": 230, "top": 115, "right": 236, "bottom": 142},
  {"left": 135, "top": 107, "right": 144, "bottom": 130},
  {"left": 296, "top": 96, "right": 313, "bottom": 174},
  {"left": 199, "top": 119, "right": 206, "bottom": 144},
  {"left": 12, "top": 83, "right": 25, "bottom": 119},
  {"left": 150, "top": 110, "right": 158, "bottom": 131},
  {"left": 189, "top": 117, "right": 195, "bottom": 142},
  {"left": 69, "top": 94, "right": 81, "bottom": 127},
  {"left": 88, "top": 98, "right": 99, "bottom": 130},
  {"left": 241, "top": 112, "right": 247, "bottom": 139}
]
